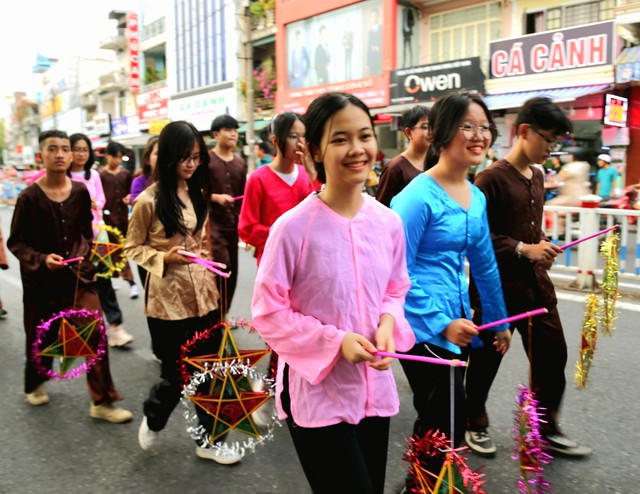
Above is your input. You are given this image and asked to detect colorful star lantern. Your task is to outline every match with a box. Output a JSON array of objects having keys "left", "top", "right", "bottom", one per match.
[
  {"left": 404, "top": 430, "right": 487, "bottom": 493},
  {"left": 599, "top": 232, "right": 620, "bottom": 335},
  {"left": 32, "top": 308, "right": 106, "bottom": 380},
  {"left": 181, "top": 319, "right": 278, "bottom": 457},
  {"left": 90, "top": 224, "right": 127, "bottom": 278},
  {"left": 512, "top": 384, "right": 552, "bottom": 494},
  {"left": 575, "top": 293, "right": 599, "bottom": 390}
]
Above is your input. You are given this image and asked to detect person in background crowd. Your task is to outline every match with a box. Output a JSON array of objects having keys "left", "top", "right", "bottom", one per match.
[
  {"left": 252, "top": 91, "right": 415, "bottom": 494},
  {"left": 375, "top": 105, "right": 431, "bottom": 207},
  {"left": 130, "top": 136, "right": 159, "bottom": 204},
  {"left": 68, "top": 133, "right": 134, "bottom": 348},
  {"left": 465, "top": 97, "right": 592, "bottom": 458},
  {"left": 238, "top": 112, "right": 316, "bottom": 266},
  {"left": 254, "top": 141, "right": 273, "bottom": 168},
  {"left": 8, "top": 130, "right": 133, "bottom": 423},
  {"left": 125, "top": 121, "right": 241, "bottom": 465},
  {"left": 208, "top": 115, "right": 248, "bottom": 316},
  {"left": 238, "top": 111, "right": 317, "bottom": 424},
  {"left": 100, "top": 141, "right": 139, "bottom": 299},
  {"left": 595, "top": 154, "right": 621, "bottom": 199},
  {"left": 0, "top": 223, "right": 8, "bottom": 318},
  {"left": 391, "top": 90, "right": 510, "bottom": 485}
]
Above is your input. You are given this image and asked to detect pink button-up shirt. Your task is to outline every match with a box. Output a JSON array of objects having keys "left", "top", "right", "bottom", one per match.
[{"left": 252, "top": 194, "right": 414, "bottom": 428}]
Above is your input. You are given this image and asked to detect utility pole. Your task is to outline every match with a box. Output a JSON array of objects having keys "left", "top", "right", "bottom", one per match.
[{"left": 243, "top": 1, "right": 256, "bottom": 173}]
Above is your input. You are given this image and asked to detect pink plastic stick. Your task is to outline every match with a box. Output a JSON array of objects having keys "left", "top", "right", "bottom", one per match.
[
  {"left": 560, "top": 225, "right": 618, "bottom": 250},
  {"left": 232, "top": 195, "right": 244, "bottom": 201},
  {"left": 476, "top": 308, "right": 548, "bottom": 331},
  {"left": 187, "top": 256, "right": 230, "bottom": 278},
  {"left": 375, "top": 351, "right": 467, "bottom": 367},
  {"left": 177, "top": 250, "right": 227, "bottom": 269},
  {"left": 60, "top": 256, "right": 84, "bottom": 265}
]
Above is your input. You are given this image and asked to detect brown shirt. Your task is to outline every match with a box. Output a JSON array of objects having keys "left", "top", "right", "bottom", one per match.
[
  {"left": 375, "top": 155, "right": 421, "bottom": 207},
  {"left": 124, "top": 184, "right": 219, "bottom": 320},
  {"left": 207, "top": 151, "right": 247, "bottom": 232},
  {"left": 8, "top": 181, "right": 96, "bottom": 296},
  {"left": 100, "top": 168, "right": 132, "bottom": 233},
  {"left": 472, "top": 159, "right": 557, "bottom": 309}
]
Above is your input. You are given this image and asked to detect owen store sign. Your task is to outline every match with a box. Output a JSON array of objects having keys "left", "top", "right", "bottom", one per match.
[
  {"left": 390, "top": 57, "right": 485, "bottom": 104},
  {"left": 490, "top": 21, "right": 614, "bottom": 79}
]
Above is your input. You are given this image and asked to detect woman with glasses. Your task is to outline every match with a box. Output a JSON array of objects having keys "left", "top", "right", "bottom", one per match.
[
  {"left": 67, "top": 133, "right": 135, "bottom": 348},
  {"left": 390, "top": 90, "right": 511, "bottom": 487},
  {"left": 238, "top": 111, "right": 317, "bottom": 266},
  {"left": 124, "top": 121, "right": 241, "bottom": 465}
]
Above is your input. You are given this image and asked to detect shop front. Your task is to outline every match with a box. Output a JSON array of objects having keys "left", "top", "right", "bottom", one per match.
[{"left": 484, "top": 21, "right": 618, "bottom": 170}]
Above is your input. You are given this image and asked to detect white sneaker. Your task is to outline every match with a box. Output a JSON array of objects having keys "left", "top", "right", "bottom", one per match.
[
  {"left": 138, "top": 417, "right": 158, "bottom": 451},
  {"left": 195, "top": 443, "right": 242, "bottom": 465},
  {"left": 108, "top": 324, "right": 135, "bottom": 347},
  {"left": 26, "top": 384, "right": 50, "bottom": 406},
  {"left": 111, "top": 279, "right": 119, "bottom": 291},
  {"left": 129, "top": 284, "right": 139, "bottom": 299}
]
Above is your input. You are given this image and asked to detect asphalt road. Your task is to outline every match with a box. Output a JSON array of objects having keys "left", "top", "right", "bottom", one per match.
[{"left": 0, "top": 204, "right": 638, "bottom": 494}]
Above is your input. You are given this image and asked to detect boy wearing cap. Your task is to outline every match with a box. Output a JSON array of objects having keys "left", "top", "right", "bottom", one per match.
[{"left": 595, "top": 154, "right": 621, "bottom": 199}]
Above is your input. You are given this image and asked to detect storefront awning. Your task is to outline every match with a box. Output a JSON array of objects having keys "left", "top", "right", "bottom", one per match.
[
  {"left": 237, "top": 119, "right": 271, "bottom": 133},
  {"left": 483, "top": 84, "right": 610, "bottom": 111},
  {"left": 113, "top": 133, "right": 154, "bottom": 147},
  {"left": 616, "top": 45, "right": 640, "bottom": 83}
]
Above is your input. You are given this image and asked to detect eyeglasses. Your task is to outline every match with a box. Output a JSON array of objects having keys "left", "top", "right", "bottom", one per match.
[
  {"left": 530, "top": 127, "right": 563, "bottom": 151},
  {"left": 458, "top": 124, "right": 494, "bottom": 141},
  {"left": 180, "top": 154, "right": 201, "bottom": 166},
  {"left": 72, "top": 148, "right": 89, "bottom": 154},
  {"left": 412, "top": 124, "right": 430, "bottom": 132}
]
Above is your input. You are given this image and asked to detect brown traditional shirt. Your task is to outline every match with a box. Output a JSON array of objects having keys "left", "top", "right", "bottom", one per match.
[
  {"left": 8, "top": 181, "right": 97, "bottom": 296},
  {"left": 472, "top": 159, "right": 557, "bottom": 309},
  {"left": 207, "top": 151, "right": 247, "bottom": 232},
  {"left": 375, "top": 155, "right": 421, "bottom": 207},
  {"left": 124, "top": 184, "right": 219, "bottom": 320},
  {"left": 100, "top": 168, "right": 132, "bottom": 234}
]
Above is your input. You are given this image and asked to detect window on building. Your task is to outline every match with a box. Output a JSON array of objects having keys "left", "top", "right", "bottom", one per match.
[
  {"left": 524, "top": 0, "right": 614, "bottom": 34},
  {"left": 429, "top": 2, "right": 502, "bottom": 73}
]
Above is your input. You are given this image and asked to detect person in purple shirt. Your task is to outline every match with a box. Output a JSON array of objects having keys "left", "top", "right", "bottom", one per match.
[{"left": 130, "top": 136, "right": 159, "bottom": 204}]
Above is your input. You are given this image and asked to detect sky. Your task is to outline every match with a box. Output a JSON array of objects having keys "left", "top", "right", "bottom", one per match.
[{"left": 0, "top": 0, "right": 140, "bottom": 98}]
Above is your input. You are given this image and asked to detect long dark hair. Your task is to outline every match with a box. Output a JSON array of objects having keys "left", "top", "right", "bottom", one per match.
[
  {"left": 68, "top": 133, "right": 95, "bottom": 180},
  {"left": 154, "top": 121, "right": 210, "bottom": 238},
  {"left": 304, "top": 92, "right": 374, "bottom": 184},
  {"left": 141, "top": 135, "right": 159, "bottom": 179}
]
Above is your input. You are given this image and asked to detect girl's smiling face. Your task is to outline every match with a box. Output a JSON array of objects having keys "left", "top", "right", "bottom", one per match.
[{"left": 316, "top": 103, "right": 376, "bottom": 188}]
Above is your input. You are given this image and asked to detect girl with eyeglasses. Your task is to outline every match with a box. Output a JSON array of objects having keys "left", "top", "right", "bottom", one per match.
[
  {"left": 238, "top": 111, "right": 318, "bottom": 266},
  {"left": 390, "top": 90, "right": 511, "bottom": 487},
  {"left": 124, "top": 121, "right": 241, "bottom": 465},
  {"left": 68, "top": 133, "right": 134, "bottom": 348}
]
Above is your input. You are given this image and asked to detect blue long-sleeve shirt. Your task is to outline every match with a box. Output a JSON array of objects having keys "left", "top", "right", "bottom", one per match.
[{"left": 391, "top": 174, "right": 508, "bottom": 354}]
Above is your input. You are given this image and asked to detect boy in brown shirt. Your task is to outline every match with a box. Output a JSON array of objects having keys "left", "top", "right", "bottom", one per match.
[{"left": 465, "top": 98, "right": 591, "bottom": 458}]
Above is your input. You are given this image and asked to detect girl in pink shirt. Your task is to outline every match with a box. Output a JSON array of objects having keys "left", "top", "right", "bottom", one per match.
[{"left": 252, "top": 92, "right": 414, "bottom": 494}]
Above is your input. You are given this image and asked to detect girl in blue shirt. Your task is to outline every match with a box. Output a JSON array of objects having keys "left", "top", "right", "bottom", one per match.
[{"left": 391, "top": 90, "right": 511, "bottom": 484}]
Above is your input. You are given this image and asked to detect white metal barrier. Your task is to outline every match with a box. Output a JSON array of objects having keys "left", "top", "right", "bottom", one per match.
[{"left": 544, "top": 205, "right": 640, "bottom": 287}]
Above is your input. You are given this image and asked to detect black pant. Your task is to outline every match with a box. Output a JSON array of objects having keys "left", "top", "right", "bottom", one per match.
[
  {"left": 400, "top": 343, "right": 467, "bottom": 481},
  {"left": 212, "top": 229, "right": 239, "bottom": 316},
  {"left": 465, "top": 305, "right": 567, "bottom": 435},
  {"left": 144, "top": 310, "right": 221, "bottom": 435},
  {"left": 95, "top": 276, "right": 122, "bottom": 325},
  {"left": 281, "top": 365, "right": 389, "bottom": 494}
]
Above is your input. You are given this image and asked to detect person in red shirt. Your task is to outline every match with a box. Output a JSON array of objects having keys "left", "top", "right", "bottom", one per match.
[
  {"left": 238, "top": 112, "right": 316, "bottom": 265},
  {"left": 238, "top": 111, "right": 317, "bottom": 387}
]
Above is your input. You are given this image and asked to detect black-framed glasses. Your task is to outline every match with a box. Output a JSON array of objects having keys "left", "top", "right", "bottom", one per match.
[
  {"left": 179, "top": 154, "right": 201, "bottom": 166},
  {"left": 530, "top": 127, "right": 563, "bottom": 151},
  {"left": 458, "top": 124, "right": 493, "bottom": 140}
]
